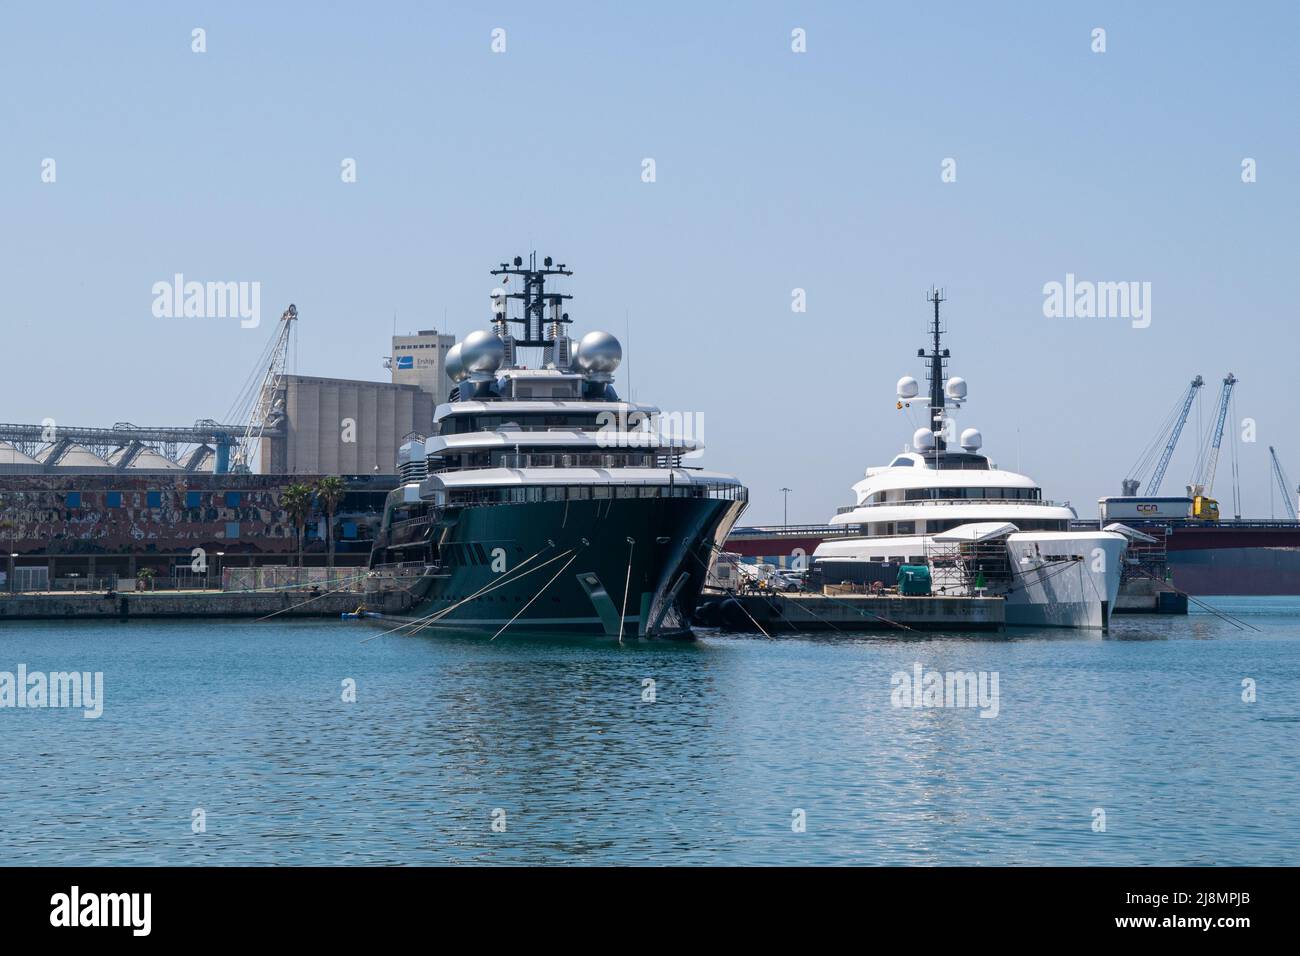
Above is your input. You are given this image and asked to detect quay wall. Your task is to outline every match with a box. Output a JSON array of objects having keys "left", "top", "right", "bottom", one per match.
[{"left": 0, "top": 589, "right": 373, "bottom": 621}]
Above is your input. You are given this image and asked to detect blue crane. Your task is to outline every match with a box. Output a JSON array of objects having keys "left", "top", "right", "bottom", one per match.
[
  {"left": 1123, "top": 375, "right": 1203, "bottom": 496},
  {"left": 1189, "top": 372, "right": 1238, "bottom": 498},
  {"left": 1269, "top": 446, "right": 1298, "bottom": 521}
]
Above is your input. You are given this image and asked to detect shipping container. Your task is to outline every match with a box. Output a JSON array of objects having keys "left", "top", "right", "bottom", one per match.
[{"left": 1098, "top": 496, "right": 1193, "bottom": 522}]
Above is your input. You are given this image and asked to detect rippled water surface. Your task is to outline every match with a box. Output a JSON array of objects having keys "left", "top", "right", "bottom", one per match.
[{"left": 2, "top": 597, "right": 1298, "bottom": 865}]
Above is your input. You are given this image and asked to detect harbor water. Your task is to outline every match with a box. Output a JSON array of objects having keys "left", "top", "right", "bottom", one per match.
[{"left": 2, "top": 597, "right": 1298, "bottom": 865}]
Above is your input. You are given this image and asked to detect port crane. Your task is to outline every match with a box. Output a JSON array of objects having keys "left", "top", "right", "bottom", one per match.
[
  {"left": 1186, "top": 372, "right": 1238, "bottom": 520},
  {"left": 1122, "top": 375, "right": 1204, "bottom": 496},
  {"left": 226, "top": 304, "right": 297, "bottom": 473},
  {"left": 1268, "top": 446, "right": 1298, "bottom": 521}
]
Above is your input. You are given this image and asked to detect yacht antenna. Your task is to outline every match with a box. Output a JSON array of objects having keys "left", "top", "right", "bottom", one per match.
[
  {"left": 922, "top": 288, "right": 949, "bottom": 451},
  {"left": 490, "top": 253, "right": 573, "bottom": 348}
]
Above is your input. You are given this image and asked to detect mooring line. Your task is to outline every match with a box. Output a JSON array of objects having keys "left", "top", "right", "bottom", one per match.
[
  {"left": 811, "top": 590, "right": 916, "bottom": 632},
  {"left": 360, "top": 544, "right": 559, "bottom": 643},
  {"left": 754, "top": 590, "right": 846, "bottom": 633},
  {"left": 678, "top": 543, "right": 771, "bottom": 637},
  {"left": 490, "top": 547, "right": 584, "bottom": 641},
  {"left": 731, "top": 593, "right": 773, "bottom": 639},
  {"left": 1131, "top": 568, "right": 1259, "bottom": 632},
  {"left": 253, "top": 570, "right": 373, "bottom": 622},
  {"left": 410, "top": 547, "right": 573, "bottom": 637},
  {"left": 617, "top": 537, "right": 635, "bottom": 645}
]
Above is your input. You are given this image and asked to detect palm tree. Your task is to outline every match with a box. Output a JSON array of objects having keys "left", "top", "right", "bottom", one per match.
[
  {"left": 280, "top": 483, "right": 313, "bottom": 569},
  {"left": 314, "top": 477, "right": 346, "bottom": 569}
]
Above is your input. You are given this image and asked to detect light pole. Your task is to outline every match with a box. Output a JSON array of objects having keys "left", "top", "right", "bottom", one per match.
[
  {"left": 215, "top": 552, "right": 225, "bottom": 591},
  {"left": 779, "top": 487, "right": 792, "bottom": 529},
  {"left": 8, "top": 553, "right": 16, "bottom": 594}
]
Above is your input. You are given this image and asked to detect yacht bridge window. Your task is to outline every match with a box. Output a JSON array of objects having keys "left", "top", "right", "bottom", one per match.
[
  {"left": 443, "top": 483, "right": 747, "bottom": 508},
  {"left": 442, "top": 412, "right": 612, "bottom": 434},
  {"left": 864, "top": 486, "right": 1043, "bottom": 503}
]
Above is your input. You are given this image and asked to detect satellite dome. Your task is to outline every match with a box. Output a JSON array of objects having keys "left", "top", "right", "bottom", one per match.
[
  {"left": 897, "top": 376, "right": 919, "bottom": 400},
  {"left": 445, "top": 342, "right": 468, "bottom": 382},
  {"left": 912, "top": 428, "right": 936, "bottom": 451},
  {"left": 960, "top": 427, "right": 983, "bottom": 451},
  {"left": 945, "top": 376, "right": 968, "bottom": 400},
  {"left": 460, "top": 330, "right": 505, "bottom": 378},
  {"left": 574, "top": 330, "right": 622, "bottom": 375}
]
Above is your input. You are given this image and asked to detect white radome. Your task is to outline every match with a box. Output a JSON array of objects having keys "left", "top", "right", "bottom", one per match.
[
  {"left": 946, "top": 376, "right": 968, "bottom": 400},
  {"left": 960, "top": 427, "right": 983, "bottom": 450},
  {"left": 912, "top": 427, "right": 936, "bottom": 451},
  {"left": 897, "top": 376, "right": 920, "bottom": 399}
]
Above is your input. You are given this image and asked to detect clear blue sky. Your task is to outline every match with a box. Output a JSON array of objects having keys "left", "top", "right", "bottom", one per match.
[{"left": 3, "top": 2, "right": 1297, "bottom": 522}]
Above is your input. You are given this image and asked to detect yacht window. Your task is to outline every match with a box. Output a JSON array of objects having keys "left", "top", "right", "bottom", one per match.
[
  {"left": 889, "top": 457, "right": 914, "bottom": 467},
  {"left": 896, "top": 521, "right": 915, "bottom": 535}
]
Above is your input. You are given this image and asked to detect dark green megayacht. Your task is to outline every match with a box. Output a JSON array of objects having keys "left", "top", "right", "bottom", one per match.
[{"left": 366, "top": 255, "right": 747, "bottom": 638}]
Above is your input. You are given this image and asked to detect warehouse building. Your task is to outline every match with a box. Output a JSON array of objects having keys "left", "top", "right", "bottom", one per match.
[
  {"left": 257, "top": 329, "right": 453, "bottom": 475},
  {"left": 258, "top": 374, "right": 434, "bottom": 474}
]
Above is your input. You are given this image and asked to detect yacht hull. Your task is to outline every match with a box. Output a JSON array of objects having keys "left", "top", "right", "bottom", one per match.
[
  {"left": 1000, "top": 533, "right": 1126, "bottom": 629},
  {"left": 812, "top": 531, "right": 1126, "bottom": 630},
  {"left": 383, "top": 495, "right": 745, "bottom": 638}
]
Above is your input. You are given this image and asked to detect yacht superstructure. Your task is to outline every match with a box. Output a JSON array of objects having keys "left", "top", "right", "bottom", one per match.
[
  {"left": 369, "top": 255, "right": 748, "bottom": 637},
  {"left": 812, "top": 291, "right": 1126, "bottom": 628}
]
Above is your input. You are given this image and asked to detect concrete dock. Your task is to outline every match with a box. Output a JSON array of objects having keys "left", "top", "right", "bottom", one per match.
[
  {"left": 1114, "top": 577, "right": 1189, "bottom": 614},
  {"left": 702, "top": 590, "right": 1005, "bottom": 633},
  {"left": 0, "top": 589, "right": 379, "bottom": 621}
]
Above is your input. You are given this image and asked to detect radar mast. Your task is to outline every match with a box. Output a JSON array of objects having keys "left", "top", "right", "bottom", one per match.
[
  {"left": 490, "top": 253, "right": 573, "bottom": 353},
  {"left": 922, "top": 288, "right": 950, "bottom": 451}
]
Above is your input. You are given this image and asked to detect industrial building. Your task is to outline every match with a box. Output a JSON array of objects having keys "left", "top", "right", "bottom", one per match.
[
  {"left": 258, "top": 374, "right": 434, "bottom": 475},
  {"left": 1, "top": 325, "right": 456, "bottom": 477},
  {"left": 0, "top": 472, "right": 396, "bottom": 588},
  {"left": 0, "top": 316, "right": 453, "bottom": 587},
  {"left": 388, "top": 329, "right": 456, "bottom": 404},
  {"left": 256, "top": 328, "right": 453, "bottom": 475}
]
